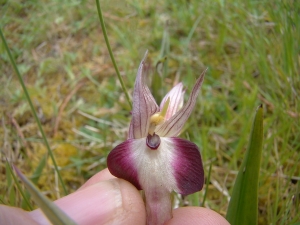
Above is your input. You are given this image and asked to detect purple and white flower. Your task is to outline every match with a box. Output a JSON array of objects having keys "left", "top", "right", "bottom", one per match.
[{"left": 107, "top": 51, "right": 206, "bottom": 225}]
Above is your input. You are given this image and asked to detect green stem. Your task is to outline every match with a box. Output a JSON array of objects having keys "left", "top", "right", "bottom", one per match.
[
  {"left": 95, "top": 0, "right": 132, "bottom": 108},
  {"left": 0, "top": 28, "right": 68, "bottom": 195},
  {"left": 201, "top": 162, "right": 212, "bottom": 207}
]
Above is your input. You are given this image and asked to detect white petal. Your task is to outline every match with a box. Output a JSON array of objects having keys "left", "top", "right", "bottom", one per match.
[
  {"left": 129, "top": 136, "right": 204, "bottom": 193},
  {"left": 156, "top": 70, "right": 206, "bottom": 137},
  {"left": 131, "top": 137, "right": 178, "bottom": 193},
  {"left": 160, "top": 83, "right": 185, "bottom": 120}
]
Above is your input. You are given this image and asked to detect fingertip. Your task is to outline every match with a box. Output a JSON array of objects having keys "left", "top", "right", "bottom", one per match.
[
  {"left": 78, "top": 168, "right": 115, "bottom": 190},
  {"left": 166, "top": 207, "right": 230, "bottom": 225}
]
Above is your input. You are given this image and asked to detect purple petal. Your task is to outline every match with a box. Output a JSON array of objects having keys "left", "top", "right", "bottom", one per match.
[
  {"left": 107, "top": 139, "right": 142, "bottom": 189},
  {"left": 156, "top": 70, "right": 206, "bottom": 137},
  {"left": 125, "top": 137, "right": 203, "bottom": 195},
  {"left": 129, "top": 51, "right": 159, "bottom": 139},
  {"left": 160, "top": 83, "right": 185, "bottom": 120},
  {"left": 109, "top": 137, "right": 178, "bottom": 192},
  {"left": 170, "top": 137, "right": 204, "bottom": 195},
  {"left": 108, "top": 136, "right": 203, "bottom": 225}
]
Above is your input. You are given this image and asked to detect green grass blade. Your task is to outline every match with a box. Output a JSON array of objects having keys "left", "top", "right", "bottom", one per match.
[
  {"left": 290, "top": 222, "right": 300, "bottom": 225},
  {"left": 226, "top": 105, "right": 264, "bottom": 225},
  {"left": 159, "top": 28, "right": 170, "bottom": 78},
  {"left": 14, "top": 166, "right": 78, "bottom": 225},
  {"left": 95, "top": 0, "right": 131, "bottom": 108},
  {"left": 201, "top": 162, "right": 212, "bottom": 207},
  {"left": 6, "top": 162, "right": 16, "bottom": 207},
  {"left": 0, "top": 27, "right": 68, "bottom": 195},
  {"left": 5, "top": 162, "right": 33, "bottom": 210},
  {"left": 30, "top": 154, "right": 47, "bottom": 184},
  {"left": 152, "top": 56, "right": 167, "bottom": 101}
]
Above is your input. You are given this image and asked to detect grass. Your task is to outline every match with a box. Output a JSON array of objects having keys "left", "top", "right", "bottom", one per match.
[{"left": 1, "top": 0, "right": 299, "bottom": 224}]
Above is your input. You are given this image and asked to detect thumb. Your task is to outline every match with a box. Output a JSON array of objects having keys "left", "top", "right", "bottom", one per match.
[{"left": 29, "top": 178, "right": 146, "bottom": 225}]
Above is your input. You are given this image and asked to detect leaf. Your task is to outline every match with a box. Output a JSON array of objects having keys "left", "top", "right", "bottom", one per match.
[
  {"left": 6, "top": 162, "right": 32, "bottom": 210},
  {"left": 13, "top": 166, "right": 78, "bottom": 225},
  {"left": 30, "top": 154, "right": 47, "bottom": 184},
  {"left": 6, "top": 162, "right": 16, "bottom": 207},
  {"left": 226, "top": 105, "right": 264, "bottom": 225},
  {"left": 22, "top": 155, "right": 46, "bottom": 209}
]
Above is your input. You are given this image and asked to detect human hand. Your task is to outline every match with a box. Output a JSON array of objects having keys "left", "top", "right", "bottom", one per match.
[{"left": 0, "top": 168, "right": 229, "bottom": 225}]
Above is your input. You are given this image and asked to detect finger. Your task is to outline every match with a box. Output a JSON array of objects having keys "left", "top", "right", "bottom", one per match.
[
  {"left": 78, "top": 168, "right": 115, "bottom": 190},
  {"left": 29, "top": 179, "right": 146, "bottom": 225},
  {"left": 0, "top": 205, "right": 38, "bottom": 225},
  {"left": 166, "top": 207, "right": 230, "bottom": 225}
]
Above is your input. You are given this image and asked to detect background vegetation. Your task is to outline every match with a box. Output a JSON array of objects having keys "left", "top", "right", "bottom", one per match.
[{"left": 1, "top": 0, "right": 299, "bottom": 224}]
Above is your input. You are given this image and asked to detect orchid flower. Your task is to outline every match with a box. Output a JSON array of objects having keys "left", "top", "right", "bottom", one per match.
[{"left": 107, "top": 51, "right": 205, "bottom": 225}]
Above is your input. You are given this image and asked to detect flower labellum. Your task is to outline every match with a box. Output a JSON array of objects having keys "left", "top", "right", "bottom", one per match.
[{"left": 107, "top": 51, "right": 206, "bottom": 225}]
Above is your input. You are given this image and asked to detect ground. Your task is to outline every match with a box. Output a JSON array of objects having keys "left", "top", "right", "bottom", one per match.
[{"left": 0, "top": 0, "right": 299, "bottom": 224}]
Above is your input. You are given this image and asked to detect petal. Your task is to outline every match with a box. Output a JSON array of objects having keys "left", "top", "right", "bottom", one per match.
[
  {"left": 129, "top": 51, "right": 159, "bottom": 139},
  {"left": 169, "top": 137, "right": 204, "bottom": 195},
  {"left": 128, "top": 121, "right": 133, "bottom": 139},
  {"left": 107, "top": 139, "right": 142, "bottom": 189},
  {"left": 159, "top": 83, "right": 185, "bottom": 120},
  {"left": 108, "top": 137, "right": 203, "bottom": 224},
  {"left": 134, "top": 138, "right": 178, "bottom": 193},
  {"left": 108, "top": 137, "right": 177, "bottom": 192},
  {"left": 156, "top": 69, "right": 206, "bottom": 137},
  {"left": 123, "top": 137, "right": 203, "bottom": 195}
]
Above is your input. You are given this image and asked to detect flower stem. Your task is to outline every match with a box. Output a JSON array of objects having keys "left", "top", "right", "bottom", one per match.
[
  {"left": 95, "top": 0, "right": 132, "bottom": 108},
  {"left": 145, "top": 187, "right": 172, "bottom": 225}
]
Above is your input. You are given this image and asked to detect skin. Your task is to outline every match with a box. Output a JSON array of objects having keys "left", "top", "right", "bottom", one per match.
[{"left": 0, "top": 169, "right": 230, "bottom": 225}]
